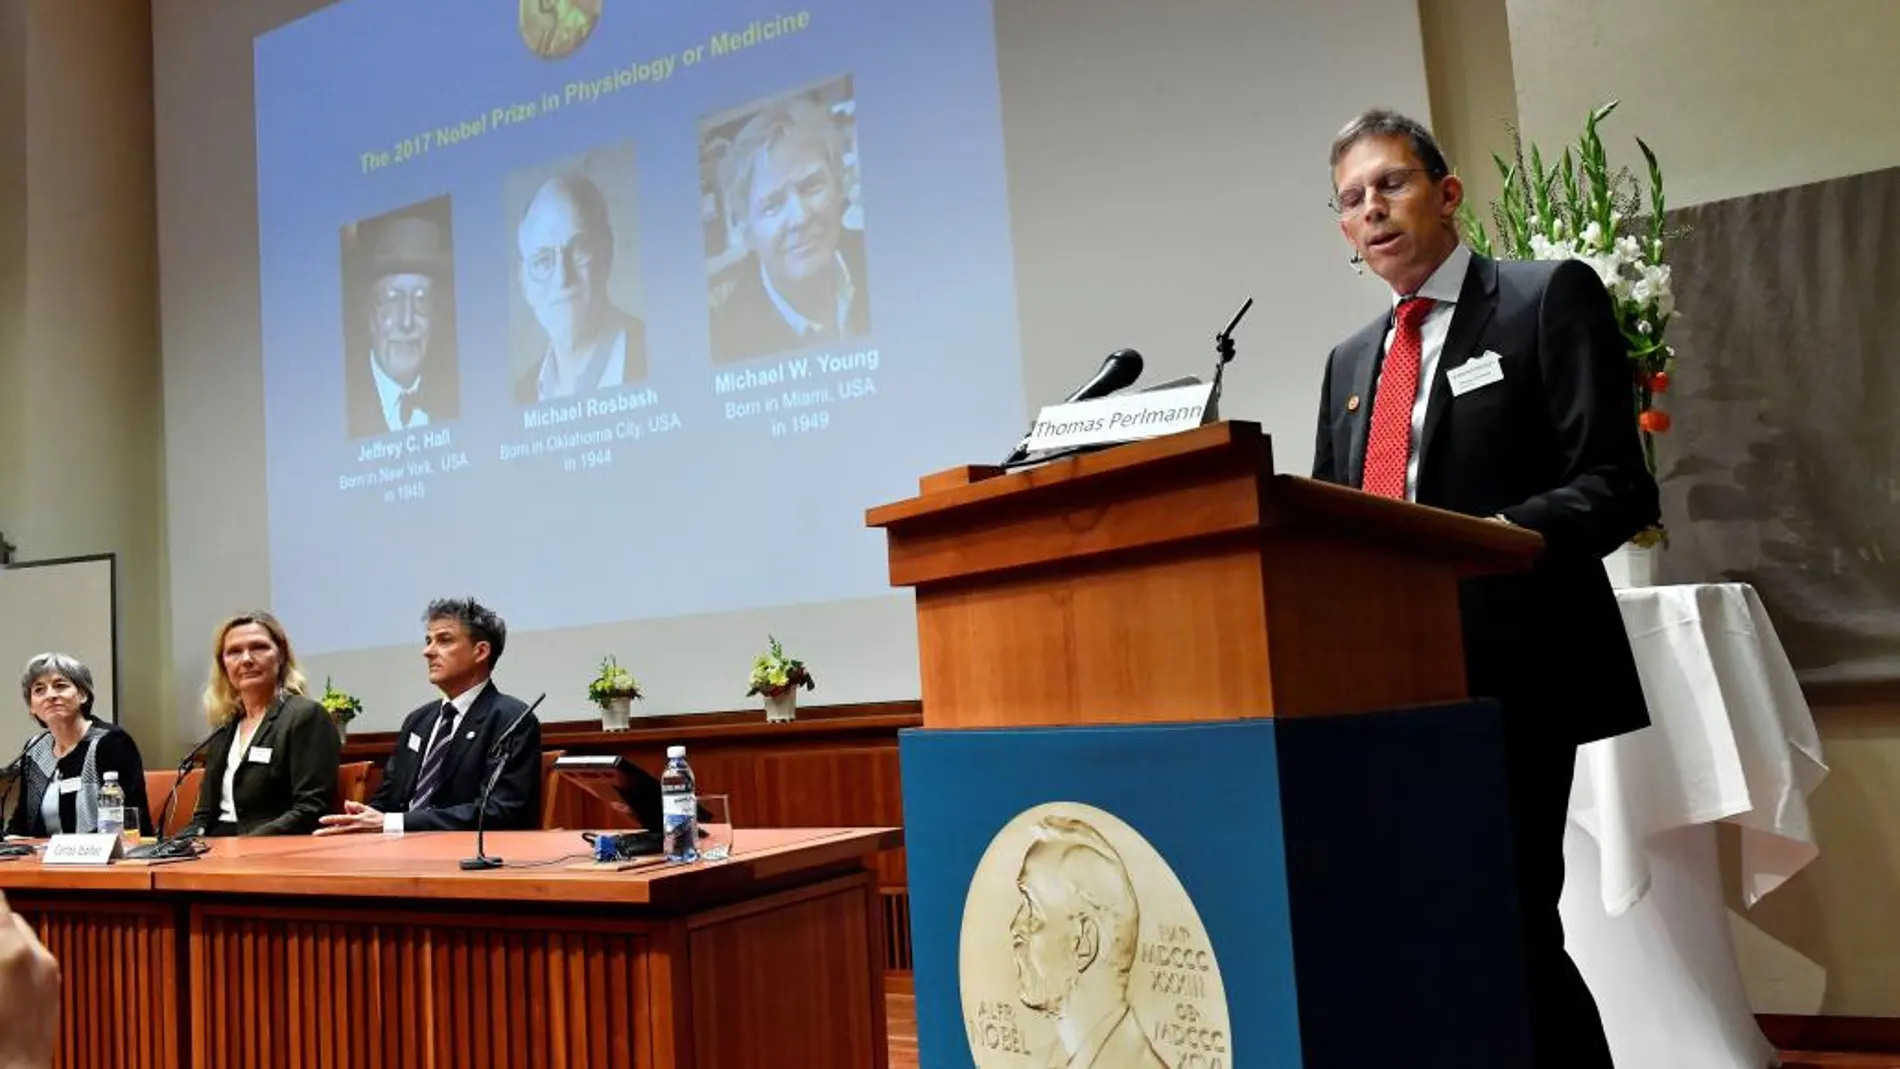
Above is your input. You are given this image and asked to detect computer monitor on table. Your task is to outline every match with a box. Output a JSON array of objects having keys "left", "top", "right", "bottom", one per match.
[{"left": 550, "top": 754, "right": 663, "bottom": 831}]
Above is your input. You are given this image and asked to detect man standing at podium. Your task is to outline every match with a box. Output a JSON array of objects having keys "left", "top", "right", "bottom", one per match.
[{"left": 1312, "top": 109, "right": 1660, "bottom": 1068}]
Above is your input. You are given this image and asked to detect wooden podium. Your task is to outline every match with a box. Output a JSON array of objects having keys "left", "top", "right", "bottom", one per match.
[
  {"left": 871, "top": 421, "right": 1550, "bottom": 1069},
  {"left": 865, "top": 419, "right": 1542, "bottom": 727}
]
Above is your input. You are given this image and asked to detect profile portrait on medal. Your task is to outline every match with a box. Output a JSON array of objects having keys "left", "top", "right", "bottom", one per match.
[
  {"left": 699, "top": 74, "right": 872, "bottom": 365},
  {"left": 959, "top": 802, "right": 1231, "bottom": 1069},
  {"left": 340, "top": 195, "right": 460, "bottom": 440},
  {"left": 504, "top": 139, "right": 650, "bottom": 406}
]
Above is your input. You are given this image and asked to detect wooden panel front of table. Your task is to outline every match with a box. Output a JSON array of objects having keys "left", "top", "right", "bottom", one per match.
[{"left": 0, "top": 827, "right": 898, "bottom": 1069}]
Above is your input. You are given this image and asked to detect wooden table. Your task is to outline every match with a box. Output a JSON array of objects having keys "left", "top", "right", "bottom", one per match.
[{"left": 0, "top": 827, "right": 899, "bottom": 1068}]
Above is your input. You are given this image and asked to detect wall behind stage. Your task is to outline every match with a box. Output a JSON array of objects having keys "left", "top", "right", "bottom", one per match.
[
  {"left": 154, "top": 0, "right": 1434, "bottom": 739},
  {"left": 1503, "top": 0, "right": 1900, "bottom": 1022},
  {"left": 1507, "top": 0, "right": 1900, "bottom": 208},
  {"left": 0, "top": 0, "right": 171, "bottom": 762}
]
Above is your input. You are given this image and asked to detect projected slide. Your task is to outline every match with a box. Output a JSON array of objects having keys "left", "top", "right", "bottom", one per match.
[{"left": 254, "top": 1, "right": 1022, "bottom": 654}]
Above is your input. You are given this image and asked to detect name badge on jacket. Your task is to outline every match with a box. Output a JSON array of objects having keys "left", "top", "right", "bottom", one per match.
[
  {"left": 1449, "top": 351, "right": 1506, "bottom": 396},
  {"left": 248, "top": 746, "right": 273, "bottom": 764},
  {"left": 407, "top": 732, "right": 423, "bottom": 753},
  {"left": 56, "top": 777, "right": 81, "bottom": 796}
]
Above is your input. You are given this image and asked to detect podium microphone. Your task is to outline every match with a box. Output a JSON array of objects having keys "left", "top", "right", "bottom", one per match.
[
  {"left": 0, "top": 731, "right": 50, "bottom": 856},
  {"left": 1001, "top": 349, "right": 1145, "bottom": 465},
  {"left": 460, "top": 692, "right": 546, "bottom": 871},
  {"left": 1207, "top": 297, "right": 1254, "bottom": 422},
  {"left": 124, "top": 726, "right": 225, "bottom": 860}
]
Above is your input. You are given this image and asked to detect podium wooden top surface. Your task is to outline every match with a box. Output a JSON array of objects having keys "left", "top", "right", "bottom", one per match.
[
  {"left": 866, "top": 421, "right": 1542, "bottom": 584},
  {"left": 865, "top": 422, "right": 1544, "bottom": 727},
  {"left": 0, "top": 827, "right": 900, "bottom": 907}
]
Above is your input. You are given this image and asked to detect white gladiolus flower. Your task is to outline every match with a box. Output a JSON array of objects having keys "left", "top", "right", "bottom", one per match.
[
  {"left": 1590, "top": 255, "right": 1627, "bottom": 298},
  {"left": 1641, "top": 263, "right": 1675, "bottom": 318},
  {"left": 1582, "top": 221, "right": 1603, "bottom": 248}
]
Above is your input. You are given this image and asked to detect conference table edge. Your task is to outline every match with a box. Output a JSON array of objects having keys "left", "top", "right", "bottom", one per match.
[{"left": 0, "top": 827, "right": 904, "bottom": 909}]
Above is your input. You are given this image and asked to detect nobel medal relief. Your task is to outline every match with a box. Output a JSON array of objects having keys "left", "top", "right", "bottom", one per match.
[{"left": 958, "top": 802, "right": 1232, "bottom": 1069}]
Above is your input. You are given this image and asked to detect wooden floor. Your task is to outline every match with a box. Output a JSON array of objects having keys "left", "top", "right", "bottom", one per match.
[
  {"left": 882, "top": 977, "right": 1900, "bottom": 1068},
  {"left": 888, "top": 976, "right": 918, "bottom": 1069}
]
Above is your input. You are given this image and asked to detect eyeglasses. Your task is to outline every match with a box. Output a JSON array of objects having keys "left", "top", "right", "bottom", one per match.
[
  {"left": 1331, "top": 167, "right": 1436, "bottom": 216},
  {"left": 525, "top": 233, "right": 598, "bottom": 284}
]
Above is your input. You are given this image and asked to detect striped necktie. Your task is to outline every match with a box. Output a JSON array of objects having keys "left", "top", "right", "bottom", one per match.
[{"left": 409, "top": 702, "right": 457, "bottom": 809}]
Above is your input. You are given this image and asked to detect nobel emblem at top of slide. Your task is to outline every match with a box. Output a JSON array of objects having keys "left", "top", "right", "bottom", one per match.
[
  {"left": 519, "top": 0, "right": 601, "bottom": 61},
  {"left": 959, "top": 802, "right": 1232, "bottom": 1068}
]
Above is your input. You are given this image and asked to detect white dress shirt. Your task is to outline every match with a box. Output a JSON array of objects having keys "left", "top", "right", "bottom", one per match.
[
  {"left": 760, "top": 249, "right": 856, "bottom": 338},
  {"left": 383, "top": 678, "right": 490, "bottom": 833},
  {"left": 370, "top": 352, "right": 430, "bottom": 431},
  {"left": 1377, "top": 242, "right": 1471, "bottom": 501},
  {"left": 218, "top": 716, "right": 261, "bottom": 826}
]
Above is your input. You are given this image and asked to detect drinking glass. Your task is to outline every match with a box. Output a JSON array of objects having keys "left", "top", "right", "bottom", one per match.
[{"left": 698, "top": 794, "right": 733, "bottom": 862}]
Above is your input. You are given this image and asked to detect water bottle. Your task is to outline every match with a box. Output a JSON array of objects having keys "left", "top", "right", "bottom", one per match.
[
  {"left": 660, "top": 745, "right": 698, "bottom": 863},
  {"left": 97, "top": 771, "right": 125, "bottom": 838}
]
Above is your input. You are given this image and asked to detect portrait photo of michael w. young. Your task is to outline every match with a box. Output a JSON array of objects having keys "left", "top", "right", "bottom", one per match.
[
  {"left": 700, "top": 75, "right": 872, "bottom": 365},
  {"left": 340, "top": 195, "right": 461, "bottom": 440}
]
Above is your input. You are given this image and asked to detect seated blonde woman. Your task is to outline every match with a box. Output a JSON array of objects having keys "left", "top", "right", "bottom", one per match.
[
  {"left": 184, "top": 611, "right": 340, "bottom": 836},
  {"left": 5, "top": 652, "right": 154, "bottom": 838}
]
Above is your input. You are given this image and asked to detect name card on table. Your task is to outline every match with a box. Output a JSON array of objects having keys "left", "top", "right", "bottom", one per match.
[
  {"left": 1023, "top": 382, "right": 1215, "bottom": 453},
  {"left": 43, "top": 833, "right": 122, "bottom": 865}
]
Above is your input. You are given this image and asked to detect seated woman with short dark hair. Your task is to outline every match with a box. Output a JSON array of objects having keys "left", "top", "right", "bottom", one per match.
[{"left": 6, "top": 652, "right": 153, "bottom": 838}]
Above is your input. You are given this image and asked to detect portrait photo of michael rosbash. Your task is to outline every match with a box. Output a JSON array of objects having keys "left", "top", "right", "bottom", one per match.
[
  {"left": 699, "top": 75, "right": 872, "bottom": 365},
  {"left": 503, "top": 140, "right": 651, "bottom": 406},
  {"left": 340, "top": 195, "right": 461, "bottom": 439}
]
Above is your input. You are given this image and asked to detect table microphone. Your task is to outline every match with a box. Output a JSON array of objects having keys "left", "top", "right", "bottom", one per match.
[
  {"left": 0, "top": 730, "right": 50, "bottom": 856},
  {"left": 460, "top": 693, "right": 546, "bottom": 871},
  {"left": 123, "top": 727, "right": 223, "bottom": 861},
  {"left": 1001, "top": 348, "right": 1145, "bottom": 465}
]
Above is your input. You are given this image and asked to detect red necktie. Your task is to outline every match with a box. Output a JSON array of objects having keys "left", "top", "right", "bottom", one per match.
[{"left": 1361, "top": 297, "right": 1435, "bottom": 498}]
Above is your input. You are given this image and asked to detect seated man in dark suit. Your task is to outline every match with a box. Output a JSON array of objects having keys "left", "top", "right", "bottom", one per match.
[
  {"left": 709, "top": 94, "right": 871, "bottom": 364},
  {"left": 316, "top": 597, "right": 541, "bottom": 835}
]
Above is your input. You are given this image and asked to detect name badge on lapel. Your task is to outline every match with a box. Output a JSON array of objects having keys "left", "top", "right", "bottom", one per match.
[
  {"left": 1448, "top": 350, "right": 1505, "bottom": 397},
  {"left": 248, "top": 746, "right": 273, "bottom": 764},
  {"left": 407, "top": 732, "right": 423, "bottom": 753}
]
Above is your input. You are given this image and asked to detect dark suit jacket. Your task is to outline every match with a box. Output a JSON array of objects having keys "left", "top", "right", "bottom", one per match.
[
  {"left": 188, "top": 694, "right": 342, "bottom": 836},
  {"left": 345, "top": 352, "right": 460, "bottom": 440},
  {"left": 367, "top": 682, "right": 541, "bottom": 832},
  {"left": 709, "top": 228, "right": 871, "bottom": 365},
  {"left": 1312, "top": 252, "right": 1660, "bottom": 745}
]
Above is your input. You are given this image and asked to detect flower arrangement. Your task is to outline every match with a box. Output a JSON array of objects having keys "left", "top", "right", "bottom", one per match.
[
  {"left": 745, "top": 635, "right": 815, "bottom": 698},
  {"left": 1458, "top": 100, "right": 1678, "bottom": 546},
  {"left": 587, "top": 655, "right": 642, "bottom": 708},
  {"left": 318, "top": 676, "right": 362, "bottom": 726}
]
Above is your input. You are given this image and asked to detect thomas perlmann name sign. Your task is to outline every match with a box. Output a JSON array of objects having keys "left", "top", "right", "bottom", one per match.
[{"left": 1021, "top": 382, "right": 1215, "bottom": 453}]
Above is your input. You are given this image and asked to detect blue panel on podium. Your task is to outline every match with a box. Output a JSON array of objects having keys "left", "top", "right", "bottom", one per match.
[
  {"left": 902, "top": 719, "right": 1301, "bottom": 1069},
  {"left": 901, "top": 702, "right": 1534, "bottom": 1069}
]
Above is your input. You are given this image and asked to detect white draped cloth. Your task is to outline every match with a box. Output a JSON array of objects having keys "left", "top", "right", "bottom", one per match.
[{"left": 1560, "top": 582, "right": 1828, "bottom": 1069}]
